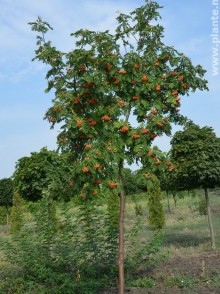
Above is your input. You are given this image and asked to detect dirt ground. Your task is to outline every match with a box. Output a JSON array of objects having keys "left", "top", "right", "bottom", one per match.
[{"left": 99, "top": 253, "right": 220, "bottom": 294}]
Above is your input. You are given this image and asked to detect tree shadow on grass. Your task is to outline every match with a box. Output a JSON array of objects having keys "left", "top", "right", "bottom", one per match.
[{"left": 163, "top": 233, "right": 210, "bottom": 248}]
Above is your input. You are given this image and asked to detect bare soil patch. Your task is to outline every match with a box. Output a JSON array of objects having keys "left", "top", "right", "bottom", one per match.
[{"left": 99, "top": 253, "right": 220, "bottom": 293}]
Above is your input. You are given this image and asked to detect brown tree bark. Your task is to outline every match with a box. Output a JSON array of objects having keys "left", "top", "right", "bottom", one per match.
[{"left": 204, "top": 188, "right": 216, "bottom": 250}]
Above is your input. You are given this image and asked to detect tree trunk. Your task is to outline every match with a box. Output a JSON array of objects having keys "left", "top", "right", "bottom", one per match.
[
  {"left": 166, "top": 191, "right": 171, "bottom": 214},
  {"left": 118, "top": 162, "right": 125, "bottom": 294},
  {"left": 172, "top": 192, "right": 177, "bottom": 209},
  {"left": 204, "top": 188, "right": 216, "bottom": 250}
]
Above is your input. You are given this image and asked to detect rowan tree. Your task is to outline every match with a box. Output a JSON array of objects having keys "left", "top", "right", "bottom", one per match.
[
  {"left": 29, "top": 1, "right": 208, "bottom": 291},
  {"left": 170, "top": 123, "right": 220, "bottom": 250}
]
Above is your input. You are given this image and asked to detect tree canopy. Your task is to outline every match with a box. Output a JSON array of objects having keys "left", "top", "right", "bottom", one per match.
[
  {"left": 0, "top": 178, "right": 13, "bottom": 209},
  {"left": 170, "top": 123, "right": 220, "bottom": 190},
  {"left": 13, "top": 147, "right": 73, "bottom": 202},
  {"left": 29, "top": 1, "right": 208, "bottom": 199}
]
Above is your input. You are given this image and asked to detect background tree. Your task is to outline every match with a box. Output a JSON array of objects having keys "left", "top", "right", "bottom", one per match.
[
  {"left": 13, "top": 147, "right": 73, "bottom": 202},
  {"left": 170, "top": 123, "right": 220, "bottom": 250},
  {"left": 29, "top": 1, "right": 208, "bottom": 291},
  {"left": 0, "top": 178, "right": 13, "bottom": 226},
  {"left": 122, "top": 168, "right": 140, "bottom": 195}
]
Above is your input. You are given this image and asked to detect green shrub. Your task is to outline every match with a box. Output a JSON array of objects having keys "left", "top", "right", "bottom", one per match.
[
  {"left": 2, "top": 195, "right": 119, "bottom": 293},
  {"left": 129, "top": 277, "right": 156, "bottom": 288},
  {"left": 194, "top": 198, "right": 207, "bottom": 216},
  {"left": 10, "top": 192, "right": 25, "bottom": 233},
  {"left": 0, "top": 207, "right": 7, "bottom": 225}
]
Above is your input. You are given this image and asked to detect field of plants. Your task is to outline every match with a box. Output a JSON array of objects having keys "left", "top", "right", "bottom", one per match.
[{"left": 0, "top": 188, "right": 220, "bottom": 293}]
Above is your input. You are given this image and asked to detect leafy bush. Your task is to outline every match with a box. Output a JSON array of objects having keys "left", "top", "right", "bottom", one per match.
[
  {"left": 128, "top": 277, "right": 156, "bottom": 288},
  {"left": 2, "top": 191, "right": 165, "bottom": 292},
  {"left": 194, "top": 198, "right": 207, "bottom": 216},
  {"left": 2, "top": 196, "right": 119, "bottom": 293},
  {"left": 125, "top": 214, "right": 166, "bottom": 285}
]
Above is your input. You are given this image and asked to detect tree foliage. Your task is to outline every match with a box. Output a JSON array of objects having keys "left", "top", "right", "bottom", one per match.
[
  {"left": 170, "top": 123, "right": 220, "bottom": 250},
  {"left": 170, "top": 123, "right": 220, "bottom": 190},
  {"left": 13, "top": 147, "right": 73, "bottom": 202},
  {"left": 0, "top": 178, "right": 13, "bottom": 209},
  {"left": 29, "top": 2, "right": 208, "bottom": 199}
]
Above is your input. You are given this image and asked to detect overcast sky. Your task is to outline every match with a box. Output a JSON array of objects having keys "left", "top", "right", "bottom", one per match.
[{"left": 0, "top": 0, "right": 219, "bottom": 178}]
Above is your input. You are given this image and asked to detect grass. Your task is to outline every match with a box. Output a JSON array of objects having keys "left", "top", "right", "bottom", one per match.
[
  {"left": 123, "top": 189, "right": 220, "bottom": 292},
  {"left": 126, "top": 188, "right": 220, "bottom": 253},
  {"left": 0, "top": 188, "right": 220, "bottom": 293}
]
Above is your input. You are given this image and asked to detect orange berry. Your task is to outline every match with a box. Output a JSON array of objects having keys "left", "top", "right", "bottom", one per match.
[
  {"left": 142, "top": 75, "right": 148, "bottom": 82},
  {"left": 183, "top": 83, "right": 189, "bottom": 89},
  {"left": 76, "top": 119, "right": 83, "bottom": 127},
  {"left": 156, "top": 122, "right": 163, "bottom": 127},
  {"left": 147, "top": 151, "right": 153, "bottom": 156},
  {"left": 108, "top": 182, "right": 118, "bottom": 188},
  {"left": 172, "top": 90, "right": 179, "bottom": 96},
  {"left": 154, "top": 61, "right": 160, "bottom": 66},
  {"left": 93, "top": 180, "right": 102, "bottom": 185},
  {"left": 141, "top": 129, "right": 150, "bottom": 134},
  {"left": 106, "top": 64, "right": 113, "bottom": 71},
  {"left": 118, "top": 69, "right": 127, "bottom": 74},
  {"left": 171, "top": 71, "right": 178, "bottom": 76},
  {"left": 150, "top": 133, "right": 157, "bottom": 139},
  {"left": 86, "top": 134, "right": 93, "bottom": 139},
  {"left": 178, "top": 75, "right": 184, "bottom": 81},
  {"left": 54, "top": 107, "right": 61, "bottom": 112},
  {"left": 117, "top": 100, "right": 126, "bottom": 106},
  {"left": 87, "top": 118, "right": 97, "bottom": 126},
  {"left": 151, "top": 109, "right": 158, "bottom": 115},
  {"left": 78, "top": 65, "right": 86, "bottom": 71},
  {"left": 82, "top": 167, "right": 89, "bottom": 173},
  {"left": 50, "top": 117, "right": 56, "bottom": 123},
  {"left": 133, "top": 95, "right": 139, "bottom": 100},
  {"left": 73, "top": 96, "right": 81, "bottom": 104},
  {"left": 132, "top": 133, "right": 140, "bottom": 139},
  {"left": 94, "top": 164, "right": 102, "bottom": 170},
  {"left": 156, "top": 160, "right": 162, "bottom": 165},
  {"left": 121, "top": 126, "right": 129, "bottom": 133},
  {"left": 85, "top": 144, "right": 92, "bottom": 150},
  {"left": 155, "top": 85, "right": 161, "bottom": 91},
  {"left": 134, "top": 63, "right": 140, "bottom": 69},
  {"left": 88, "top": 99, "right": 97, "bottom": 105},
  {"left": 102, "top": 115, "right": 111, "bottom": 121}
]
